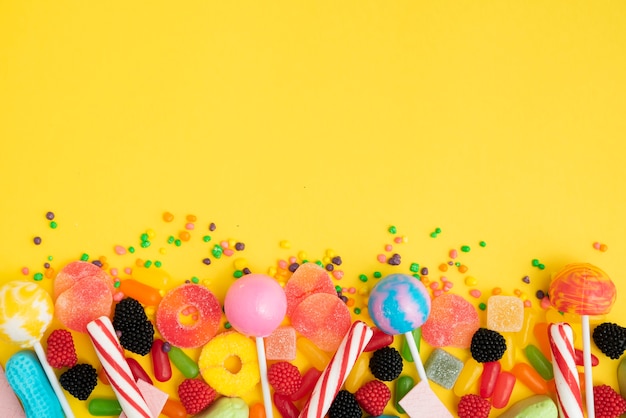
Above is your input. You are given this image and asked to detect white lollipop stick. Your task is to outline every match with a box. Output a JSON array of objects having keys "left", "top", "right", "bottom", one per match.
[
  {"left": 582, "top": 315, "right": 595, "bottom": 418},
  {"left": 256, "top": 337, "right": 274, "bottom": 418},
  {"left": 403, "top": 330, "right": 428, "bottom": 384},
  {"left": 33, "top": 341, "right": 75, "bottom": 418}
]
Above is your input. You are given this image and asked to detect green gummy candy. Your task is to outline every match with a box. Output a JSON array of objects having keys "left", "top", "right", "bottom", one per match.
[
  {"left": 88, "top": 398, "right": 123, "bottom": 416},
  {"left": 193, "top": 397, "right": 249, "bottom": 418},
  {"left": 168, "top": 346, "right": 199, "bottom": 378},
  {"left": 401, "top": 328, "right": 422, "bottom": 362},
  {"left": 524, "top": 344, "right": 553, "bottom": 380}
]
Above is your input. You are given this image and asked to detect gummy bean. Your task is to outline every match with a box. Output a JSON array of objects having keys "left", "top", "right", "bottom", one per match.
[
  {"left": 492, "top": 371, "right": 516, "bottom": 408},
  {"left": 345, "top": 354, "right": 371, "bottom": 393},
  {"left": 511, "top": 362, "right": 548, "bottom": 394},
  {"left": 532, "top": 323, "right": 552, "bottom": 360},
  {"left": 151, "top": 339, "right": 173, "bottom": 382},
  {"left": 167, "top": 346, "right": 199, "bottom": 378},
  {"left": 394, "top": 375, "right": 415, "bottom": 414},
  {"left": 364, "top": 327, "right": 394, "bottom": 352},
  {"left": 126, "top": 357, "right": 153, "bottom": 384},
  {"left": 118, "top": 279, "right": 163, "bottom": 306},
  {"left": 574, "top": 348, "right": 599, "bottom": 367},
  {"left": 161, "top": 398, "right": 187, "bottom": 418},
  {"left": 501, "top": 334, "right": 516, "bottom": 370},
  {"left": 249, "top": 403, "right": 267, "bottom": 418},
  {"left": 274, "top": 393, "right": 299, "bottom": 418},
  {"left": 479, "top": 361, "right": 500, "bottom": 398},
  {"left": 88, "top": 398, "right": 122, "bottom": 416},
  {"left": 290, "top": 367, "right": 322, "bottom": 401},
  {"left": 454, "top": 358, "right": 483, "bottom": 397},
  {"left": 401, "top": 328, "right": 421, "bottom": 362},
  {"left": 98, "top": 367, "right": 110, "bottom": 385},
  {"left": 524, "top": 344, "right": 553, "bottom": 380},
  {"left": 514, "top": 310, "right": 538, "bottom": 348},
  {"left": 297, "top": 337, "right": 330, "bottom": 371}
]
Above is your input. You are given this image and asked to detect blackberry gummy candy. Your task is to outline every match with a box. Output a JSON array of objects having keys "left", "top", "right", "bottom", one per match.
[{"left": 424, "top": 348, "right": 464, "bottom": 390}]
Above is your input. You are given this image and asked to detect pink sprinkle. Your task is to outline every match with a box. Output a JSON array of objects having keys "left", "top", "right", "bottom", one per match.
[
  {"left": 220, "top": 241, "right": 229, "bottom": 248},
  {"left": 443, "top": 282, "right": 454, "bottom": 291},
  {"left": 432, "top": 289, "right": 444, "bottom": 297},
  {"left": 185, "top": 223, "right": 195, "bottom": 230},
  {"left": 593, "top": 242, "right": 601, "bottom": 250},
  {"left": 449, "top": 249, "right": 458, "bottom": 259},
  {"left": 429, "top": 282, "right": 440, "bottom": 290},
  {"left": 114, "top": 245, "right": 127, "bottom": 255},
  {"left": 223, "top": 248, "right": 234, "bottom": 257},
  {"left": 110, "top": 268, "right": 119, "bottom": 277},
  {"left": 278, "top": 260, "right": 288, "bottom": 269},
  {"left": 332, "top": 270, "right": 344, "bottom": 280},
  {"left": 469, "top": 289, "right": 482, "bottom": 298},
  {"left": 289, "top": 256, "right": 297, "bottom": 263},
  {"left": 113, "top": 291, "right": 125, "bottom": 302},
  {"left": 21, "top": 267, "right": 29, "bottom": 275},
  {"left": 540, "top": 296, "right": 551, "bottom": 310},
  {"left": 347, "top": 287, "right": 356, "bottom": 294},
  {"left": 394, "top": 237, "right": 403, "bottom": 244},
  {"left": 385, "top": 244, "right": 393, "bottom": 252},
  {"left": 124, "top": 267, "right": 132, "bottom": 274},
  {"left": 440, "top": 276, "right": 449, "bottom": 282},
  {"left": 524, "top": 300, "right": 532, "bottom": 308},
  {"left": 377, "top": 254, "right": 387, "bottom": 263}
]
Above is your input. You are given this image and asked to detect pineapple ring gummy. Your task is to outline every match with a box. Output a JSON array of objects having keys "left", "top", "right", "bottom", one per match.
[{"left": 198, "top": 331, "right": 260, "bottom": 397}]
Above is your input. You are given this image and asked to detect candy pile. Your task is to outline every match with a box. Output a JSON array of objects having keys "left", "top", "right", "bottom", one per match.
[{"left": 1, "top": 212, "right": 626, "bottom": 418}]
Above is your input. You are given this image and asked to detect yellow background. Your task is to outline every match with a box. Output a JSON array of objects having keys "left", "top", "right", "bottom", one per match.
[{"left": 1, "top": 1, "right": 626, "bottom": 417}]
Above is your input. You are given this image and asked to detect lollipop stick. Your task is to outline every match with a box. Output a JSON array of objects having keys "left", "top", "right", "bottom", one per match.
[
  {"left": 33, "top": 341, "right": 75, "bottom": 418},
  {"left": 403, "top": 330, "right": 427, "bottom": 384},
  {"left": 256, "top": 336, "right": 274, "bottom": 418},
  {"left": 582, "top": 315, "right": 595, "bottom": 418}
]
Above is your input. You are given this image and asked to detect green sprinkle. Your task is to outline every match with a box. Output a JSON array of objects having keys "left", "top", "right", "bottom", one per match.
[
  {"left": 435, "top": 227, "right": 442, "bottom": 233},
  {"left": 233, "top": 270, "right": 243, "bottom": 279},
  {"left": 461, "top": 245, "right": 471, "bottom": 252},
  {"left": 211, "top": 245, "right": 223, "bottom": 258},
  {"left": 455, "top": 262, "right": 461, "bottom": 267},
  {"left": 140, "top": 233, "right": 149, "bottom": 242},
  {"left": 479, "top": 241, "right": 487, "bottom": 247},
  {"left": 202, "top": 235, "right": 211, "bottom": 242},
  {"left": 478, "top": 302, "right": 487, "bottom": 311},
  {"left": 354, "top": 307, "right": 362, "bottom": 315},
  {"left": 80, "top": 253, "right": 89, "bottom": 261},
  {"left": 128, "top": 246, "right": 135, "bottom": 254},
  {"left": 114, "top": 281, "right": 121, "bottom": 288},
  {"left": 388, "top": 226, "right": 397, "bottom": 234},
  {"left": 430, "top": 232, "right": 438, "bottom": 238},
  {"left": 358, "top": 274, "right": 368, "bottom": 282},
  {"left": 538, "top": 264, "right": 545, "bottom": 270},
  {"left": 409, "top": 263, "right": 420, "bottom": 273},
  {"left": 47, "top": 255, "right": 53, "bottom": 261},
  {"left": 49, "top": 221, "right": 57, "bottom": 229},
  {"left": 174, "top": 239, "right": 182, "bottom": 247},
  {"left": 373, "top": 271, "right": 382, "bottom": 279},
  {"left": 154, "top": 261, "right": 162, "bottom": 268},
  {"left": 532, "top": 259, "right": 540, "bottom": 266},
  {"left": 413, "top": 273, "right": 421, "bottom": 280},
  {"left": 191, "top": 277, "right": 199, "bottom": 284},
  {"left": 140, "top": 241, "right": 151, "bottom": 248},
  {"left": 224, "top": 322, "right": 231, "bottom": 329},
  {"left": 301, "top": 259, "right": 309, "bottom": 264},
  {"left": 33, "top": 272, "right": 44, "bottom": 281},
  {"left": 315, "top": 260, "right": 324, "bottom": 267},
  {"left": 335, "top": 285, "right": 342, "bottom": 292},
  {"left": 144, "top": 260, "right": 152, "bottom": 268},
  {"left": 167, "top": 236, "right": 175, "bottom": 244}
]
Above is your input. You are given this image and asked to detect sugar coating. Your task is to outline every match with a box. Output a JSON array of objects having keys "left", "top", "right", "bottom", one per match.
[
  {"left": 422, "top": 293, "right": 479, "bottom": 348},
  {"left": 424, "top": 348, "right": 464, "bottom": 390},
  {"left": 284, "top": 263, "right": 336, "bottom": 317},
  {"left": 265, "top": 326, "right": 296, "bottom": 361},
  {"left": 487, "top": 295, "right": 524, "bottom": 332},
  {"left": 53, "top": 261, "right": 115, "bottom": 299},
  {"left": 398, "top": 380, "right": 454, "bottom": 417},
  {"left": 291, "top": 293, "right": 351, "bottom": 352}
]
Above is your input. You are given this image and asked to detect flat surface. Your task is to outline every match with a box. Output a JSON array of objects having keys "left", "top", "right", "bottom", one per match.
[{"left": 1, "top": 1, "right": 626, "bottom": 416}]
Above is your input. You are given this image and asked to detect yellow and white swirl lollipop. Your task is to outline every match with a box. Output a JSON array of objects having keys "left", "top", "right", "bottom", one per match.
[{"left": 0, "top": 281, "right": 74, "bottom": 417}]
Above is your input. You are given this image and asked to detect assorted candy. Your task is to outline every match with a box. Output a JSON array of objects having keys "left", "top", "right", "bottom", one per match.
[{"left": 3, "top": 212, "right": 626, "bottom": 418}]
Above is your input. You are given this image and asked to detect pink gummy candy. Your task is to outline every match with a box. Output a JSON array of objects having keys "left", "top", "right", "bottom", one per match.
[
  {"left": 284, "top": 263, "right": 337, "bottom": 318},
  {"left": 291, "top": 293, "right": 351, "bottom": 352},
  {"left": 54, "top": 261, "right": 115, "bottom": 333},
  {"left": 265, "top": 326, "right": 297, "bottom": 361},
  {"left": 421, "top": 293, "right": 479, "bottom": 348}
]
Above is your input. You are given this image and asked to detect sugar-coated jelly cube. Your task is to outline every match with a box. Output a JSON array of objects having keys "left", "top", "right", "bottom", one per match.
[
  {"left": 424, "top": 348, "right": 463, "bottom": 390},
  {"left": 265, "top": 326, "right": 296, "bottom": 361},
  {"left": 487, "top": 295, "right": 524, "bottom": 332}
]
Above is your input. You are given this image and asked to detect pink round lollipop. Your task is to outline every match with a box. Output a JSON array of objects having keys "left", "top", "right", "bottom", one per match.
[
  {"left": 224, "top": 274, "right": 287, "bottom": 337},
  {"left": 224, "top": 274, "right": 287, "bottom": 418}
]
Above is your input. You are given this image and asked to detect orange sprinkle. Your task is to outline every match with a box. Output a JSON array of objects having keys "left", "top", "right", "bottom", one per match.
[
  {"left": 162, "top": 212, "right": 174, "bottom": 222},
  {"left": 438, "top": 263, "right": 448, "bottom": 272},
  {"left": 492, "top": 287, "right": 502, "bottom": 295},
  {"left": 44, "top": 267, "right": 55, "bottom": 279},
  {"left": 514, "top": 289, "right": 522, "bottom": 296},
  {"left": 178, "top": 231, "right": 191, "bottom": 241},
  {"left": 346, "top": 298, "right": 355, "bottom": 307},
  {"left": 186, "top": 214, "right": 197, "bottom": 222},
  {"left": 135, "top": 258, "right": 144, "bottom": 267},
  {"left": 458, "top": 265, "right": 468, "bottom": 273},
  {"left": 600, "top": 244, "right": 608, "bottom": 252}
]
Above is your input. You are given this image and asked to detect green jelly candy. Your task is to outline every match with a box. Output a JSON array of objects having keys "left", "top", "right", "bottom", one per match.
[
  {"left": 394, "top": 375, "right": 415, "bottom": 413},
  {"left": 401, "top": 328, "right": 422, "bottom": 362},
  {"left": 168, "top": 346, "right": 199, "bottom": 378},
  {"left": 88, "top": 398, "right": 122, "bottom": 416},
  {"left": 618, "top": 356, "right": 626, "bottom": 397},
  {"left": 524, "top": 344, "right": 553, "bottom": 380}
]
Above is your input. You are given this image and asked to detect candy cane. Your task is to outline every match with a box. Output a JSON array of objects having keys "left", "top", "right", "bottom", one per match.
[{"left": 549, "top": 322, "right": 584, "bottom": 418}]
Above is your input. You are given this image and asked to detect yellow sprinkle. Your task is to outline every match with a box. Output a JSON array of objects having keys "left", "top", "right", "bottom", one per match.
[
  {"left": 402, "top": 236, "right": 409, "bottom": 243},
  {"left": 325, "top": 248, "right": 336, "bottom": 257},
  {"left": 322, "top": 256, "right": 331, "bottom": 264},
  {"left": 228, "top": 239, "right": 236, "bottom": 248},
  {"left": 159, "top": 248, "right": 167, "bottom": 255},
  {"left": 358, "top": 287, "right": 369, "bottom": 296},
  {"left": 279, "top": 240, "right": 291, "bottom": 249},
  {"left": 278, "top": 281, "right": 286, "bottom": 288},
  {"left": 135, "top": 259, "right": 144, "bottom": 267},
  {"left": 267, "top": 267, "right": 277, "bottom": 276},
  {"left": 233, "top": 258, "right": 248, "bottom": 270},
  {"left": 465, "top": 276, "right": 478, "bottom": 286},
  {"left": 145, "top": 307, "right": 155, "bottom": 317},
  {"left": 297, "top": 251, "right": 308, "bottom": 261},
  {"left": 146, "top": 229, "right": 156, "bottom": 238}
]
